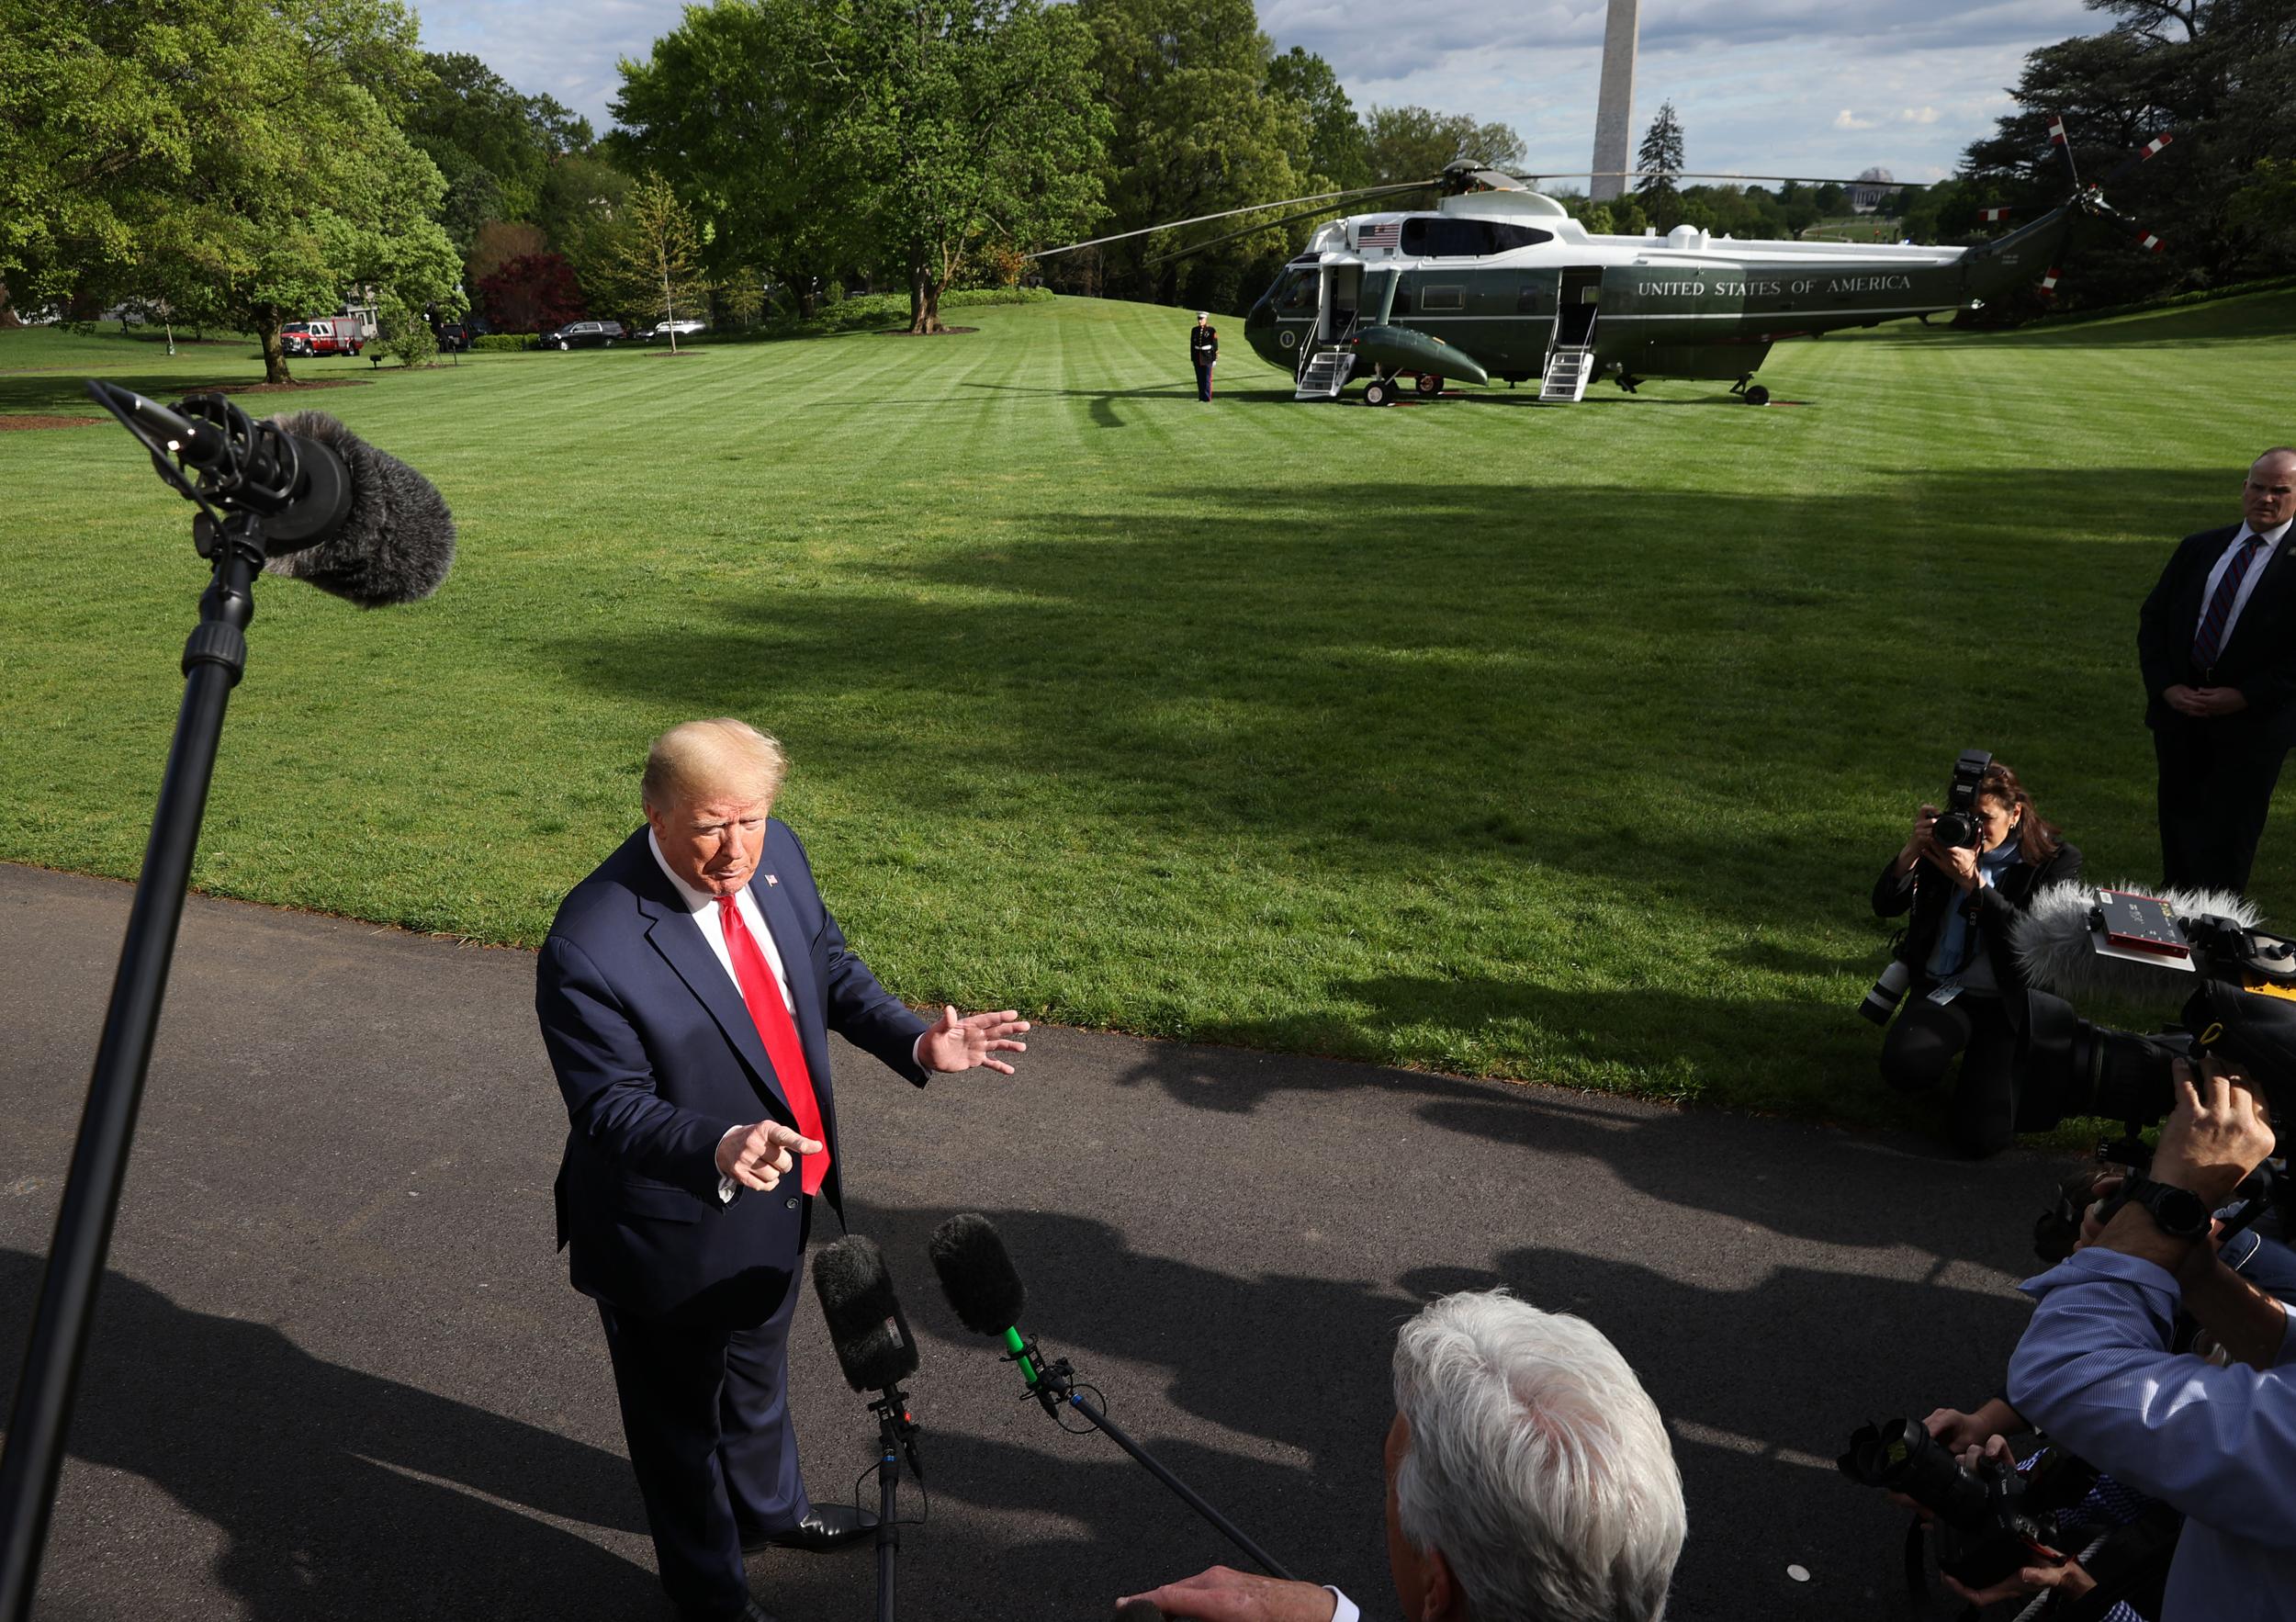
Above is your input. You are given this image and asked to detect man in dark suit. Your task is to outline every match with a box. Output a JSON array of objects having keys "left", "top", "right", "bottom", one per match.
[
  {"left": 536, "top": 718, "right": 1028, "bottom": 1622},
  {"left": 2139, "top": 448, "right": 2296, "bottom": 895}
]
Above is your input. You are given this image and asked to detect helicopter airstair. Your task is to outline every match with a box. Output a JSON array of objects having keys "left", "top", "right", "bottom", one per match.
[
  {"left": 1295, "top": 345, "right": 1356, "bottom": 400},
  {"left": 1538, "top": 345, "right": 1593, "bottom": 403}
]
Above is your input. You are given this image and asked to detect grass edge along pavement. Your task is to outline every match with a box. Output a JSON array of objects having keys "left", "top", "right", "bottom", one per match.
[{"left": 3, "top": 289, "right": 2292, "bottom": 1139}]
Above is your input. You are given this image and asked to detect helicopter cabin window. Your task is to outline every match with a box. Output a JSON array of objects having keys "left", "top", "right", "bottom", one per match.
[
  {"left": 1400, "top": 219, "right": 1554, "bottom": 257},
  {"left": 1419, "top": 285, "right": 1466, "bottom": 312},
  {"left": 1272, "top": 269, "right": 1314, "bottom": 313}
]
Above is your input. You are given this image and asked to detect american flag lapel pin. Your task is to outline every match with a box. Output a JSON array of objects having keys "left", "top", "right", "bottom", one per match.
[{"left": 765, "top": 873, "right": 779, "bottom": 886}]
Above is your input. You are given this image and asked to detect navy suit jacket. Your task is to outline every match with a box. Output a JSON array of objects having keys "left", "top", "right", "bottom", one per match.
[
  {"left": 2138, "top": 524, "right": 2296, "bottom": 746},
  {"left": 536, "top": 821, "right": 929, "bottom": 1327}
]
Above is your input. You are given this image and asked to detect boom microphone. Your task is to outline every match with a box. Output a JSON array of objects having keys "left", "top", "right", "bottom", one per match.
[
  {"left": 85, "top": 383, "right": 455, "bottom": 607},
  {"left": 925, "top": 1213, "right": 1297, "bottom": 1582},
  {"left": 257, "top": 411, "right": 456, "bottom": 607},
  {"left": 812, "top": 1235, "right": 920, "bottom": 1395},
  {"left": 2013, "top": 881, "right": 2262, "bottom": 1001},
  {"left": 928, "top": 1211, "right": 1030, "bottom": 1340}
]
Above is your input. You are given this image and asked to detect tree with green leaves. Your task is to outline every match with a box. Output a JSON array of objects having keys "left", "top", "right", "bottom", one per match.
[
  {"left": 1361, "top": 107, "right": 1525, "bottom": 188},
  {"left": 814, "top": 0, "right": 1110, "bottom": 332},
  {"left": 0, "top": 0, "right": 462, "bottom": 383},
  {"left": 403, "top": 51, "right": 592, "bottom": 230},
  {"left": 1266, "top": 47, "right": 1370, "bottom": 192},
  {"left": 1636, "top": 101, "right": 1684, "bottom": 214},
  {"left": 603, "top": 174, "right": 711, "bottom": 350},
  {"left": 1078, "top": 0, "right": 1310, "bottom": 306},
  {"left": 612, "top": 0, "right": 858, "bottom": 321}
]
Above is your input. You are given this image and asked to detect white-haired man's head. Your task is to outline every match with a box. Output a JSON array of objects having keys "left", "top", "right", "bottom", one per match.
[{"left": 1386, "top": 1290, "right": 1686, "bottom": 1622}]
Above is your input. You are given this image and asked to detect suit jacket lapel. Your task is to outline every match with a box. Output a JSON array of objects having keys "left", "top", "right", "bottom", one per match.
[
  {"left": 752, "top": 869, "right": 830, "bottom": 1089},
  {"left": 631, "top": 857, "right": 793, "bottom": 1121}
]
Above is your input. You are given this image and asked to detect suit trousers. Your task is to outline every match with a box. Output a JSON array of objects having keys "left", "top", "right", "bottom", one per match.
[
  {"left": 2154, "top": 718, "right": 2288, "bottom": 896},
  {"left": 1879, "top": 990, "right": 2020, "bottom": 1158},
  {"left": 598, "top": 1272, "right": 813, "bottom": 1619}
]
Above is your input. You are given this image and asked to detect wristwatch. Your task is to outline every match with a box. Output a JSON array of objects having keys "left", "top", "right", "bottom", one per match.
[{"left": 2122, "top": 1177, "right": 2212, "bottom": 1241}]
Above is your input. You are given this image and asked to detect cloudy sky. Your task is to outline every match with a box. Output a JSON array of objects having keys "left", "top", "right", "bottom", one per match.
[{"left": 418, "top": 0, "right": 2110, "bottom": 185}]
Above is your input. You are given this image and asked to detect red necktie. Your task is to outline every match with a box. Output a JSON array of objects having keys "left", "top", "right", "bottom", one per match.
[{"left": 716, "top": 894, "right": 829, "bottom": 1195}]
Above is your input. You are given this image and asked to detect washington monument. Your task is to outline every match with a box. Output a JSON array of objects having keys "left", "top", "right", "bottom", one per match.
[{"left": 1590, "top": 0, "right": 1639, "bottom": 202}]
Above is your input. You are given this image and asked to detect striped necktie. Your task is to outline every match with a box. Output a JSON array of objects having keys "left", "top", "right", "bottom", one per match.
[{"left": 2192, "top": 534, "right": 2265, "bottom": 674}]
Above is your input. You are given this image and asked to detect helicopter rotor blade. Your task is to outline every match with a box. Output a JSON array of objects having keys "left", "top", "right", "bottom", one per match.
[
  {"left": 2097, "top": 131, "right": 2177, "bottom": 187},
  {"left": 1023, "top": 181, "right": 1435, "bottom": 261},
  {"left": 1142, "top": 199, "right": 1376, "bottom": 267},
  {"left": 2044, "top": 110, "right": 2081, "bottom": 187}
]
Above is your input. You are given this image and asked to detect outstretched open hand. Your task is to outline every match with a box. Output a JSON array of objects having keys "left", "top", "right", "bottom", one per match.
[{"left": 918, "top": 1005, "right": 1030, "bottom": 1075}]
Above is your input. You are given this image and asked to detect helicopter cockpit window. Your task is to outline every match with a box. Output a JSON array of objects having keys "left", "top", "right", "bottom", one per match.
[
  {"left": 1399, "top": 218, "right": 1554, "bottom": 257},
  {"left": 1486, "top": 223, "right": 1554, "bottom": 253},
  {"left": 1273, "top": 270, "right": 1314, "bottom": 313}
]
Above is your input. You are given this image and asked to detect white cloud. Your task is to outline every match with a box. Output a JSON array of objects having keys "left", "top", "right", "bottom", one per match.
[
  {"left": 1833, "top": 110, "right": 1878, "bottom": 130},
  {"left": 1899, "top": 106, "right": 1942, "bottom": 123}
]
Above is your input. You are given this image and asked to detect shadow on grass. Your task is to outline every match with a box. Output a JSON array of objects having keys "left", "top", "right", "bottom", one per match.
[
  {"left": 533, "top": 467, "right": 2256, "bottom": 1121},
  {"left": 0, "top": 1249, "right": 657, "bottom": 1622}
]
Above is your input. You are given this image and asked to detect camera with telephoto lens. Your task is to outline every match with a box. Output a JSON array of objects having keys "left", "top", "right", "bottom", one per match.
[
  {"left": 1838, "top": 1418, "right": 2081, "bottom": 1590},
  {"left": 2017, "top": 904, "right": 2296, "bottom": 1131},
  {"left": 1930, "top": 748, "right": 1996, "bottom": 850}
]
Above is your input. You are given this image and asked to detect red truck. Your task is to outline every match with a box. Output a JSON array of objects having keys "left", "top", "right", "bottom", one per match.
[{"left": 279, "top": 316, "right": 366, "bottom": 357}]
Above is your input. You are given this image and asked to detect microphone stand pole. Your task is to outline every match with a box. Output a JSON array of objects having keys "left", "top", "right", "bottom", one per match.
[
  {"left": 0, "top": 512, "right": 266, "bottom": 1622},
  {"left": 1015, "top": 1346, "right": 1295, "bottom": 1582},
  {"left": 867, "top": 1386, "right": 921, "bottom": 1622}
]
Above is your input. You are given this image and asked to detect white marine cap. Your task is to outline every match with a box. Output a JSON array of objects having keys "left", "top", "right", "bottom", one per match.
[{"left": 1198, "top": 311, "right": 1210, "bottom": 321}]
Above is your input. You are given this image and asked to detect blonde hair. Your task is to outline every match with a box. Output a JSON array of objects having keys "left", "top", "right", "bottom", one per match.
[{"left": 642, "top": 719, "right": 787, "bottom": 813}]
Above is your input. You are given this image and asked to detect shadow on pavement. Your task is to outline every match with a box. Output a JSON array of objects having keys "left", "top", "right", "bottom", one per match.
[{"left": 0, "top": 1250, "right": 658, "bottom": 1622}]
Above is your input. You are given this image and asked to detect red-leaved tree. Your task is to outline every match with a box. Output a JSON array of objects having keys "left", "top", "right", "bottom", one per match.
[{"left": 478, "top": 253, "right": 586, "bottom": 332}]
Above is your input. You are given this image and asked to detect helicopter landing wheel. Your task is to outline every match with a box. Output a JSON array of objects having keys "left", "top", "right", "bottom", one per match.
[
  {"left": 1362, "top": 379, "right": 1393, "bottom": 407},
  {"left": 1743, "top": 384, "right": 1771, "bottom": 407},
  {"left": 1415, "top": 373, "right": 1444, "bottom": 396}
]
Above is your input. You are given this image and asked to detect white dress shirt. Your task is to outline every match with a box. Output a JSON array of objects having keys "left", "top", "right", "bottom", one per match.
[{"left": 2197, "top": 517, "right": 2291, "bottom": 652}]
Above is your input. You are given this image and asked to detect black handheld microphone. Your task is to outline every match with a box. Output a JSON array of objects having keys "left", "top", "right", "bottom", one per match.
[
  {"left": 926, "top": 1214, "right": 1296, "bottom": 1581},
  {"left": 85, "top": 382, "right": 455, "bottom": 607},
  {"left": 812, "top": 1235, "right": 923, "bottom": 1480},
  {"left": 815, "top": 1235, "right": 922, "bottom": 1395}
]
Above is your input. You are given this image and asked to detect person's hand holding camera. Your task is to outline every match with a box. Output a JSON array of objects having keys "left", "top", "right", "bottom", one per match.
[
  {"left": 1921, "top": 1401, "right": 2022, "bottom": 1453},
  {"left": 2153, "top": 1058, "right": 2275, "bottom": 1211},
  {"left": 1895, "top": 804, "right": 1941, "bottom": 877}
]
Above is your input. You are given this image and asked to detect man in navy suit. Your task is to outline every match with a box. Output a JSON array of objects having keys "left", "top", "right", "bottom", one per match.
[
  {"left": 2139, "top": 447, "right": 2296, "bottom": 895},
  {"left": 536, "top": 718, "right": 1028, "bottom": 1622}
]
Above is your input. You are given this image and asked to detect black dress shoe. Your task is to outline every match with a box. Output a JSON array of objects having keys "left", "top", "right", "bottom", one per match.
[
  {"left": 745, "top": 1501, "right": 878, "bottom": 1553},
  {"left": 678, "top": 1599, "right": 779, "bottom": 1622}
]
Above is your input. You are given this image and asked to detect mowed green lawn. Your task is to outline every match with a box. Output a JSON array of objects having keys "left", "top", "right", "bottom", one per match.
[{"left": 4, "top": 292, "right": 2292, "bottom": 1130}]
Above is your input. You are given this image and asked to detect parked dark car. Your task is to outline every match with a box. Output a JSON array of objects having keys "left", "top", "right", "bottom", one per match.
[
  {"left": 432, "top": 320, "right": 472, "bottom": 353},
  {"left": 541, "top": 320, "right": 625, "bottom": 351}
]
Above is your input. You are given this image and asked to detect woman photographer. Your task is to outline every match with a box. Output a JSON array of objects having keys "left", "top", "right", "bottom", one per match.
[{"left": 1874, "top": 761, "right": 2080, "bottom": 1156}]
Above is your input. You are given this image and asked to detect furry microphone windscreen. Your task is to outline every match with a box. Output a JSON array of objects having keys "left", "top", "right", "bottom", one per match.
[
  {"left": 2013, "top": 880, "right": 2263, "bottom": 1003},
  {"left": 928, "top": 1213, "right": 1027, "bottom": 1337},
  {"left": 262, "top": 411, "right": 455, "bottom": 607},
  {"left": 811, "top": 1235, "right": 918, "bottom": 1393}
]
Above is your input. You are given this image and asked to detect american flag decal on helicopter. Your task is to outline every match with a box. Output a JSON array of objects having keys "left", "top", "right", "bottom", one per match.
[{"left": 1357, "top": 221, "right": 1401, "bottom": 250}]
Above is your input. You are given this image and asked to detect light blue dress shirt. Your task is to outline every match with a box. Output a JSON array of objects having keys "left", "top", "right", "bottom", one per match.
[{"left": 2009, "top": 1247, "right": 2296, "bottom": 1620}]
